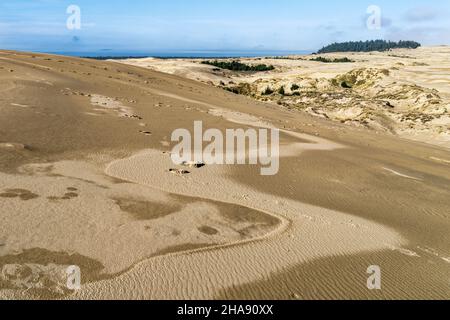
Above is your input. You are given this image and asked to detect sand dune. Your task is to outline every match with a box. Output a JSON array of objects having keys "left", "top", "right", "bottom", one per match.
[{"left": 0, "top": 50, "right": 449, "bottom": 300}]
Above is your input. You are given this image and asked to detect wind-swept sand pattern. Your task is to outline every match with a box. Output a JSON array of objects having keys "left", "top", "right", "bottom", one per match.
[
  {"left": 0, "top": 50, "right": 449, "bottom": 300},
  {"left": 65, "top": 148, "right": 406, "bottom": 300}
]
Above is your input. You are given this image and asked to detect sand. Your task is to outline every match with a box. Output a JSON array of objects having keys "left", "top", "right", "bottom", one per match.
[
  {"left": 0, "top": 50, "right": 449, "bottom": 300},
  {"left": 119, "top": 47, "right": 450, "bottom": 149}
]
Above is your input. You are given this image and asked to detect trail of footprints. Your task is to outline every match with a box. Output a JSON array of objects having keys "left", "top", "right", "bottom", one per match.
[
  {"left": 169, "top": 161, "right": 206, "bottom": 176},
  {"left": 60, "top": 87, "right": 208, "bottom": 178},
  {"left": 60, "top": 88, "right": 154, "bottom": 138},
  {"left": 4, "top": 57, "right": 208, "bottom": 203},
  {"left": 47, "top": 187, "right": 79, "bottom": 201}
]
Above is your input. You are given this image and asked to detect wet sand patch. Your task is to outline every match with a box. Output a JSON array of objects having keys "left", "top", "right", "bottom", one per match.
[
  {"left": 0, "top": 248, "right": 105, "bottom": 299},
  {"left": 46, "top": 188, "right": 79, "bottom": 201},
  {"left": 198, "top": 226, "right": 219, "bottom": 235},
  {"left": 114, "top": 198, "right": 182, "bottom": 220},
  {"left": 0, "top": 188, "right": 39, "bottom": 201},
  {"left": 61, "top": 192, "right": 79, "bottom": 200},
  {"left": 218, "top": 202, "right": 280, "bottom": 227},
  {"left": 167, "top": 192, "right": 282, "bottom": 238}
]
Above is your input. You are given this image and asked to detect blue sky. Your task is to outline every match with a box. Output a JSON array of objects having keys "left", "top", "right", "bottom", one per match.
[{"left": 0, "top": 0, "right": 449, "bottom": 54}]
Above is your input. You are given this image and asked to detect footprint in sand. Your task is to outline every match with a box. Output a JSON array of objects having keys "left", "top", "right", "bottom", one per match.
[
  {"left": 198, "top": 226, "right": 219, "bottom": 236},
  {"left": 181, "top": 161, "right": 206, "bottom": 169},
  {"left": 169, "top": 169, "right": 190, "bottom": 175},
  {"left": 47, "top": 187, "right": 79, "bottom": 201},
  {"left": 62, "top": 192, "right": 79, "bottom": 200},
  {"left": 125, "top": 114, "right": 143, "bottom": 120},
  {"left": 168, "top": 161, "right": 206, "bottom": 175},
  {"left": 0, "top": 189, "right": 39, "bottom": 201},
  {"left": 139, "top": 130, "right": 152, "bottom": 136}
]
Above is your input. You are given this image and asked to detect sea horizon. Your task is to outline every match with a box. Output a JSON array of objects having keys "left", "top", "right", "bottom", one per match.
[{"left": 40, "top": 49, "right": 314, "bottom": 59}]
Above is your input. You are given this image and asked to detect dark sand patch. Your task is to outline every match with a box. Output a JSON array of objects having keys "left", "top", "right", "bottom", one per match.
[
  {"left": 171, "top": 194, "right": 281, "bottom": 238},
  {"left": 0, "top": 248, "right": 105, "bottom": 299},
  {"left": 0, "top": 192, "right": 17, "bottom": 198},
  {"left": 18, "top": 192, "right": 39, "bottom": 201},
  {"left": 62, "top": 192, "right": 78, "bottom": 199},
  {"left": 175, "top": 192, "right": 281, "bottom": 237},
  {"left": 114, "top": 198, "right": 182, "bottom": 220},
  {"left": 168, "top": 191, "right": 281, "bottom": 236},
  {"left": 181, "top": 161, "right": 206, "bottom": 169},
  {"left": 217, "top": 201, "right": 280, "bottom": 228},
  {"left": 0, "top": 248, "right": 105, "bottom": 283},
  {"left": 198, "top": 226, "right": 219, "bottom": 235},
  {"left": 139, "top": 130, "right": 152, "bottom": 136},
  {"left": 0, "top": 188, "right": 39, "bottom": 201},
  {"left": 46, "top": 191, "right": 79, "bottom": 201},
  {"left": 169, "top": 168, "right": 191, "bottom": 175}
]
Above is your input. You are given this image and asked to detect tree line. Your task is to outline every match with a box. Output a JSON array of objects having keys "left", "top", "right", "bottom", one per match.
[{"left": 317, "top": 40, "right": 421, "bottom": 53}]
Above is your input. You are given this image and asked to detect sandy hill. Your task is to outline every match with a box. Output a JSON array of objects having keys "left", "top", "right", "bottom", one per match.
[{"left": 0, "top": 50, "right": 449, "bottom": 300}]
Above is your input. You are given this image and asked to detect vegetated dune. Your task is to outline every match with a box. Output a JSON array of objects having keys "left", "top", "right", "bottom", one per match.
[
  {"left": 0, "top": 50, "right": 449, "bottom": 300},
  {"left": 119, "top": 47, "right": 450, "bottom": 149}
]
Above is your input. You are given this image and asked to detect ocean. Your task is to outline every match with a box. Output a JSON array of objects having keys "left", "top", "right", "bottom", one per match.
[{"left": 44, "top": 50, "right": 313, "bottom": 59}]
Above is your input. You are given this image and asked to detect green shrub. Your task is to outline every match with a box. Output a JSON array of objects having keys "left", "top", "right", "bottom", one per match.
[
  {"left": 262, "top": 87, "right": 274, "bottom": 95},
  {"left": 310, "top": 57, "right": 354, "bottom": 63},
  {"left": 201, "top": 60, "right": 275, "bottom": 72},
  {"left": 223, "top": 83, "right": 252, "bottom": 95}
]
